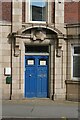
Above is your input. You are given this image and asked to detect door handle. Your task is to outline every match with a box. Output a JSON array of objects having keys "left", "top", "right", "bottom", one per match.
[{"left": 29, "top": 74, "right": 32, "bottom": 77}]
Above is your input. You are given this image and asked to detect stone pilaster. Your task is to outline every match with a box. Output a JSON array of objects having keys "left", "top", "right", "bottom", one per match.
[
  {"left": 55, "top": 0, "right": 66, "bottom": 34},
  {"left": 0, "top": 22, "right": 2, "bottom": 120},
  {"left": 47, "top": 2, "right": 53, "bottom": 24},
  {"left": 12, "top": 0, "right": 22, "bottom": 32}
]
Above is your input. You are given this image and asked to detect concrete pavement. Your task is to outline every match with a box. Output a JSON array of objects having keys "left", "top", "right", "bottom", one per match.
[{"left": 2, "top": 99, "right": 80, "bottom": 119}]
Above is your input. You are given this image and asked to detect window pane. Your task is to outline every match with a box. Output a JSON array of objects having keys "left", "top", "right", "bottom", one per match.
[
  {"left": 30, "top": 0, "right": 46, "bottom": 21},
  {"left": 25, "top": 45, "right": 49, "bottom": 53},
  {"left": 74, "top": 47, "right": 80, "bottom": 54},
  {"left": 73, "top": 56, "right": 80, "bottom": 77}
]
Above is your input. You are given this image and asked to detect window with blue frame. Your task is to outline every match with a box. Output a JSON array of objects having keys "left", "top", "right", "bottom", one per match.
[{"left": 30, "top": 0, "right": 46, "bottom": 21}]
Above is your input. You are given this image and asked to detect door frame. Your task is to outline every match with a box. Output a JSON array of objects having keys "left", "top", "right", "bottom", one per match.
[{"left": 24, "top": 44, "right": 54, "bottom": 99}]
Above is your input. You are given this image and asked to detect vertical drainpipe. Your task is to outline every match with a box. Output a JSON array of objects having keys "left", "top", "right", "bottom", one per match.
[
  {"left": 66, "top": 26, "right": 68, "bottom": 100},
  {"left": 61, "top": 50, "right": 63, "bottom": 88},
  {"left": 10, "top": 1, "right": 12, "bottom": 100},
  {"left": 52, "top": 39, "right": 55, "bottom": 100},
  {"left": 19, "top": 50, "right": 21, "bottom": 89},
  {"left": 53, "top": 1, "right": 56, "bottom": 100},
  {"left": 52, "top": 1, "right": 55, "bottom": 100}
]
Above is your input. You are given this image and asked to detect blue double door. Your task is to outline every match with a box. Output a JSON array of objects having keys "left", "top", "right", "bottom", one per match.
[{"left": 25, "top": 55, "right": 49, "bottom": 98}]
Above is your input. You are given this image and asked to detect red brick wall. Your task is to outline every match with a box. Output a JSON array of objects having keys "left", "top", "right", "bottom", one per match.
[
  {"left": 52, "top": 2, "right": 55, "bottom": 23},
  {"left": 22, "top": 2, "right": 25, "bottom": 22},
  {"left": 2, "top": 2, "right": 12, "bottom": 22},
  {"left": 0, "top": 2, "right": 25, "bottom": 23},
  {"left": 0, "top": 2, "right": 2, "bottom": 21},
  {"left": 0, "top": 2, "right": 80, "bottom": 24},
  {"left": 64, "top": 2, "right": 79, "bottom": 24},
  {"left": 78, "top": 2, "right": 80, "bottom": 23}
]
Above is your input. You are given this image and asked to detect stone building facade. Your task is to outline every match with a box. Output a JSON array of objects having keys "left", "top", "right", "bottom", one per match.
[{"left": 0, "top": 0, "right": 80, "bottom": 101}]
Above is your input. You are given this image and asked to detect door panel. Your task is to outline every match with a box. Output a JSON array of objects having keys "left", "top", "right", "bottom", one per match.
[
  {"left": 37, "top": 66, "right": 48, "bottom": 97},
  {"left": 25, "top": 67, "right": 36, "bottom": 97},
  {"left": 25, "top": 55, "right": 48, "bottom": 98}
]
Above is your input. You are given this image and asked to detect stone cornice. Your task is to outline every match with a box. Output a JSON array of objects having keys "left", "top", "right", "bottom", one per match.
[{"left": 65, "top": 80, "right": 80, "bottom": 84}]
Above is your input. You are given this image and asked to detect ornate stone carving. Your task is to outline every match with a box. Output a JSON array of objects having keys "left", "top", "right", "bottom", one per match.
[{"left": 32, "top": 30, "right": 46, "bottom": 41}]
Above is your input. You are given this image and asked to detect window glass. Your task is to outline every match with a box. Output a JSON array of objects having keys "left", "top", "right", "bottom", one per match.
[
  {"left": 25, "top": 45, "right": 49, "bottom": 53},
  {"left": 30, "top": 0, "right": 46, "bottom": 21},
  {"left": 74, "top": 47, "right": 80, "bottom": 54},
  {"left": 72, "top": 46, "right": 80, "bottom": 78},
  {"left": 73, "top": 56, "right": 80, "bottom": 77}
]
